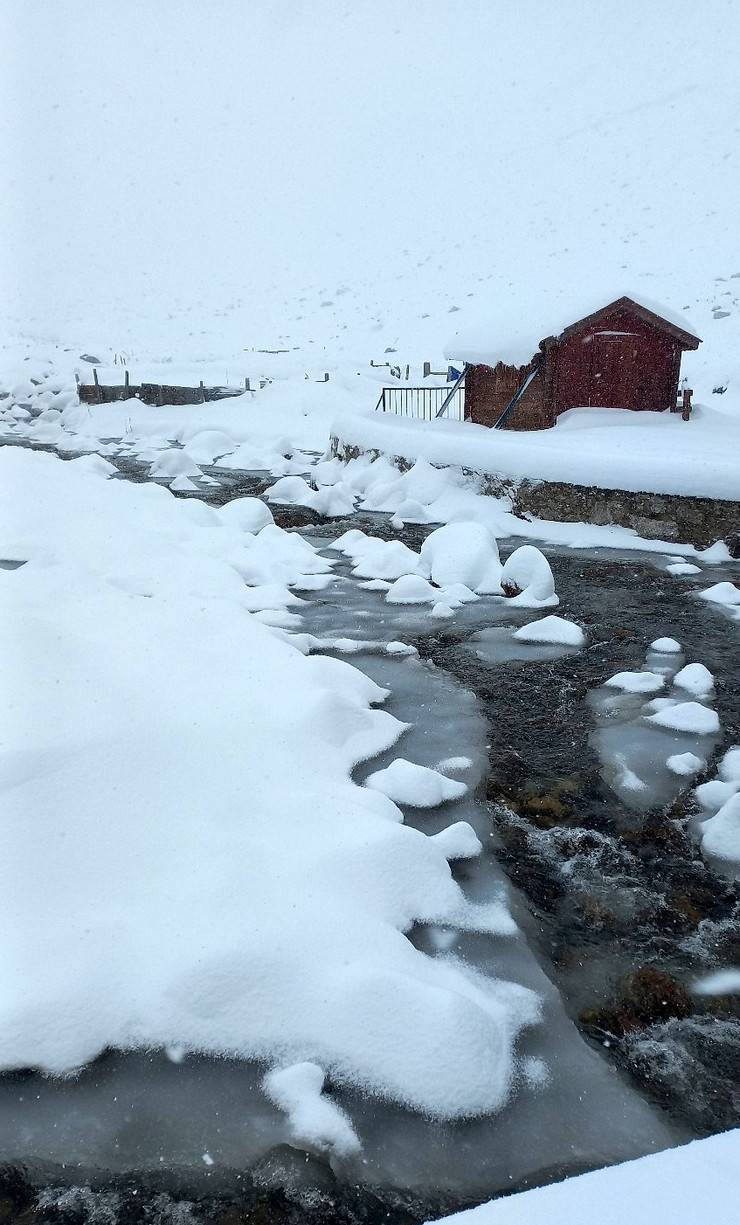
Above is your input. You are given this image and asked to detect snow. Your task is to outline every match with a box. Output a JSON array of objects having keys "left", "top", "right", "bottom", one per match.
[
  {"left": 430, "top": 822, "right": 483, "bottom": 860},
  {"left": 644, "top": 702, "right": 720, "bottom": 735},
  {"left": 330, "top": 406, "right": 740, "bottom": 501},
  {"left": 418, "top": 523, "right": 502, "bottom": 593},
  {"left": 666, "top": 562, "right": 701, "bottom": 576},
  {"left": 672, "top": 662, "right": 714, "bottom": 696},
  {"left": 149, "top": 449, "right": 202, "bottom": 479},
  {"left": 666, "top": 752, "right": 705, "bottom": 777},
  {"left": 499, "top": 546, "right": 558, "bottom": 608},
  {"left": 364, "top": 759, "right": 468, "bottom": 808},
  {"left": 701, "top": 794, "right": 740, "bottom": 866},
  {"left": 218, "top": 497, "right": 274, "bottom": 533},
  {"left": 699, "top": 581, "right": 740, "bottom": 607},
  {"left": 0, "top": 446, "right": 540, "bottom": 1116},
  {"left": 430, "top": 1129, "right": 740, "bottom": 1225},
  {"left": 385, "top": 575, "right": 441, "bottom": 605},
  {"left": 720, "top": 748, "right": 740, "bottom": 782},
  {"left": 512, "top": 616, "right": 585, "bottom": 647},
  {"left": 604, "top": 671, "right": 665, "bottom": 694},
  {"left": 263, "top": 1062, "right": 361, "bottom": 1157},
  {"left": 694, "top": 746, "right": 740, "bottom": 869},
  {"left": 650, "top": 637, "right": 682, "bottom": 653}
]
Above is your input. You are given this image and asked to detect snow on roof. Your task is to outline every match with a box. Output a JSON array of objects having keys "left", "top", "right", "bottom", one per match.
[{"left": 444, "top": 292, "right": 700, "bottom": 367}]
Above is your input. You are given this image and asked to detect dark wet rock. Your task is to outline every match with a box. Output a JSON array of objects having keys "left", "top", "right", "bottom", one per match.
[
  {"left": 0, "top": 1163, "right": 35, "bottom": 1223},
  {"left": 725, "top": 531, "right": 740, "bottom": 559},
  {"left": 623, "top": 1016, "right": 740, "bottom": 1135},
  {"left": 582, "top": 967, "right": 692, "bottom": 1037},
  {"left": 251, "top": 1146, "right": 337, "bottom": 1202}
]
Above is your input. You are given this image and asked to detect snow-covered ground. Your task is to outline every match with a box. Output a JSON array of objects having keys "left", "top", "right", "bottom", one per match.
[{"left": 431, "top": 1127, "right": 740, "bottom": 1225}]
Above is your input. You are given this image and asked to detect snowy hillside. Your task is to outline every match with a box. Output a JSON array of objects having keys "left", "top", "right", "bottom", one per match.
[{"left": 2, "top": 0, "right": 739, "bottom": 412}]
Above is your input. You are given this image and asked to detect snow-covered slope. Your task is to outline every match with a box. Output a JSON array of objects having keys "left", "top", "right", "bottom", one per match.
[{"left": 2, "top": 0, "right": 739, "bottom": 419}]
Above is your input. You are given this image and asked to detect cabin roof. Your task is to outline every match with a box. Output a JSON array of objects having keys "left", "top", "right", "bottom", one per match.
[{"left": 444, "top": 292, "right": 701, "bottom": 367}]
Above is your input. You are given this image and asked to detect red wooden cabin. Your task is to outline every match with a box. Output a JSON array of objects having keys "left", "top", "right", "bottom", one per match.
[{"left": 447, "top": 295, "right": 701, "bottom": 431}]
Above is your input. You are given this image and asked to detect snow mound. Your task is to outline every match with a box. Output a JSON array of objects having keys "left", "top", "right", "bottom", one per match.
[
  {"left": 430, "top": 822, "right": 483, "bottom": 860},
  {"left": 666, "top": 562, "right": 701, "bottom": 576},
  {"left": 170, "top": 474, "right": 198, "bottom": 491},
  {"left": 666, "top": 752, "right": 705, "bottom": 777},
  {"left": 604, "top": 671, "right": 664, "bottom": 694},
  {"left": 333, "top": 533, "right": 421, "bottom": 581},
  {"left": 419, "top": 522, "right": 502, "bottom": 594},
  {"left": 263, "top": 1062, "right": 361, "bottom": 1157},
  {"left": 513, "top": 615, "right": 585, "bottom": 647},
  {"left": 701, "top": 793, "right": 740, "bottom": 866},
  {"left": 698, "top": 581, "right": 740, "bottom": 607},
  {"left": 649, "top": 637, "right": 682, "bottom": 653},
  {"left": 645, "top": 702, "right": 720, "bottom": 735},
  {"left": 149, "top": 449, "right": 202, "bottom": 479},
  {"left": 500, "top": 546, "right": 558, "bottom": 608},
  {"left": 386, "top": 575, "right": 440, "bottom": 604},
  {"left": 365, "top": 759, "right": 468, "bottom": 807},
  {"left": 218, "top": 497, "right": 274, "bottom": 533},
  {"left": 673, "top": 662, "right": 714, "bottom": 696},
  {"left": 720, "top": 748, "right": 740, "bottom": 782},
  {"left": 183, "top": 430, "right": 238, "bottom": 464}
]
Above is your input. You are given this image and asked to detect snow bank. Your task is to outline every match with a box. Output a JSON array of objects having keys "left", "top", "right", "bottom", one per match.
[
  {"left": 0, "top": 447, "right": 540, "bottom": 1118},
  {"left": 512, "top": 616, "right": 585, "bottom": 647},
  {"left": 430, "top": 1129, "right": 740, "bottom": 1225}
]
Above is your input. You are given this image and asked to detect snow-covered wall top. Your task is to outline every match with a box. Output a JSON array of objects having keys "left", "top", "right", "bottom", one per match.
[{"left": 331, "top": 405, "right": 740, "bottom": 502}]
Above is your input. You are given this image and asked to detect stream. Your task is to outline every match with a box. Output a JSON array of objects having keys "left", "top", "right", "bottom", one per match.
[{"left": 3, "top": 444, "right": 740, "bottom": 1225}]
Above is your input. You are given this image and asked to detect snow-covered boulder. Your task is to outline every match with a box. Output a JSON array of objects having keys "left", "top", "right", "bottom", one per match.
[
  {"left": 149, "top": 449, "right": 202, "bottom": 479},
  {"left": 513, "top": 615, "right": 585, "bottom": 647},
  {"left": 650, "top": 636, "right": 682, "bottom": 653},
  {"left": 673, "top": 662, "right": 714, "bottom": 696},
  {"left": 419, "top": 522, "right": 502, "bottom": 594},
  {"left": 500, "top": 545, "right": 558, "bottom": 608},
  {"left": 219, "top": 496, "right": 274, "bottom": 533}
]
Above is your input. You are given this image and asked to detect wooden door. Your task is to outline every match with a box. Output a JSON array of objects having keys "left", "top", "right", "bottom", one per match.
[{"left": 589, "top": 333, "right": 641, "bottom": 408}]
